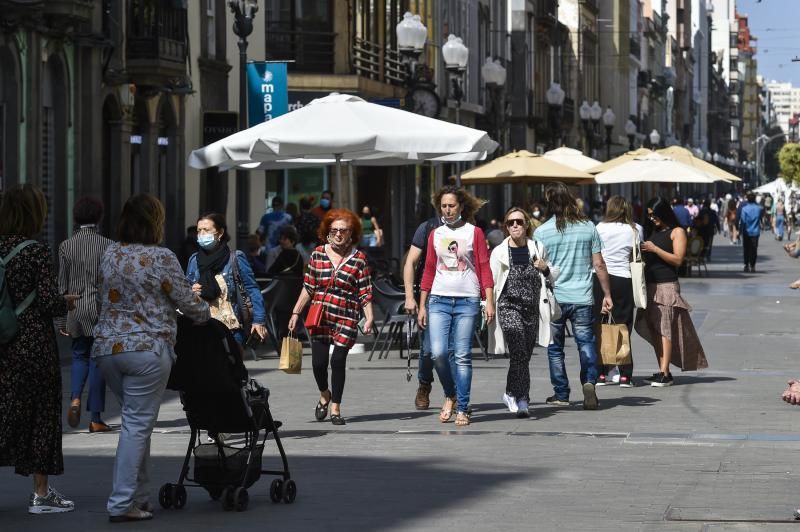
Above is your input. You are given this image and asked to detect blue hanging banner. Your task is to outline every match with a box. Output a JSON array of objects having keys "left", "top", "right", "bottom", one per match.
[{"left": 246, "top": 62, "right": 288, "bottom": 127}]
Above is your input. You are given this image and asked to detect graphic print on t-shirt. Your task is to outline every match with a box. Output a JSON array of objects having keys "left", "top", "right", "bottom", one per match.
[{"left": 437, "top": 238, "right": 474, "bottom": 272}]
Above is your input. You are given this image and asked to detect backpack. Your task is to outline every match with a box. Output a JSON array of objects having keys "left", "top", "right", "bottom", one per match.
[{"left": 0, "top": 240, "right": 38, "bottom": 344}]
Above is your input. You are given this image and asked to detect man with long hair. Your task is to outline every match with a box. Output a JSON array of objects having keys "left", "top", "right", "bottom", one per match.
[{"left": 534, "top": 182, "right": 613, "bottom": 410}]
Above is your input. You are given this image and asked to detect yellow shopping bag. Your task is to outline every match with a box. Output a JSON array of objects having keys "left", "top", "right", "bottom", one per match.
[{"left": 279, "top": 333, "right": 303, "bottom": 374}]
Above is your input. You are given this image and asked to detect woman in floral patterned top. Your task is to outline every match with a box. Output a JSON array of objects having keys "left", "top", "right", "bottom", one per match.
[
  {"left": 92, "top": 194, "right": 209, "bottom": 523},
  {"left": 288, "top": 209, "right": 374, "bottom": 426}
]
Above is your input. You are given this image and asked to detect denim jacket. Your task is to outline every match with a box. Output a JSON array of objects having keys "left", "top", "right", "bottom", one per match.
[{"left": 185, "top": 249, "right": 266, "bottom": 326}]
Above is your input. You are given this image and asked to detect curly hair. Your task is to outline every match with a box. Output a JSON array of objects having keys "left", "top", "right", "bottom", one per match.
[
  {"left": 118, "top": 193, "right": 165, "bottom": 245},
  {"left": 431, "top": 185, "right": 487, "bottom": 224},
  {"left": 502, "top": 207, "right": 533, "bottom": 239},
  {"left": 544, "top": 181, "right": 588, "bottom": 232},
  {"left": 0, "top": 184, "right": 48, "bottom": 238},
  {"left": 318, "top": 208, "right": 362, "bottom": 245}
]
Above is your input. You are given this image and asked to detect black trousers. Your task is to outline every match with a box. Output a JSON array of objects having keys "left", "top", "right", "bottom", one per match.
[
  {"left": 742, "top": 234, "right": 759, "bottom": 267},
  {"left": 593, "top": 274, "right": 634, "bottom": 379},
  {"left": 311, "top": 342, "right": 350, "bottom": 403}
]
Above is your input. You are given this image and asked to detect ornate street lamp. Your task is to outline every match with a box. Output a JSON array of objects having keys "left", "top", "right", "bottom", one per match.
[
  {"left": 545, "top": 82, "right": 566, "bottom": 149},
  {"left": 649, "top": 129, "right": 661, "bottom": 149},
  {"left": 589, "top": 101, "right": 602, "bottom": 154},
  {"left": 602, "top": 106, "right": 615, "bottom": 161},
  {"left": 229, "top": 0, "right": 258, "bottom": 251},
  {"left": 397, "top": 13, "right": 439, "bottom": 118},
  {"left": 624, "top": 118, "right": 637, "bottom": 151},
  {"left": 579, "top": 100, "right": 591, "bottom": 155},
  {"left": 442, "top": 34, "right": 469, "bottom": 124},
  {"left": 481, "top": 57, "right": 507, "bottom": 147}
]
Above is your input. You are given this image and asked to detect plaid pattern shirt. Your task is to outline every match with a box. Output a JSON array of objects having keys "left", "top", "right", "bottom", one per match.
[{"left": 304, "top": 245, "right": 372, "bottom": 348}]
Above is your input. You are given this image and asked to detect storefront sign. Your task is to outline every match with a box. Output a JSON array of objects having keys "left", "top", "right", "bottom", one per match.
[{"left": 247, "top": 62, "right": 288, "bottom": 126}]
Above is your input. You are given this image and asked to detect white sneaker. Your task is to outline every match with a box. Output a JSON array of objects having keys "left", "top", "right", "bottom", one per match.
[
  {"left": 516, "top": 399, "right": 529, "bottom": 418},
  {"left": 502, "top": 393, "right": 519, "bottom": 413}
]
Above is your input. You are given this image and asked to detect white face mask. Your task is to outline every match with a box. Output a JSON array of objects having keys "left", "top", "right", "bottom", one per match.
[
  {"left": 441, "top": 214, "right": 462, "bottom": 226},
  {"left": 532, "top": 210, "right": 541, "bottom": 218}
]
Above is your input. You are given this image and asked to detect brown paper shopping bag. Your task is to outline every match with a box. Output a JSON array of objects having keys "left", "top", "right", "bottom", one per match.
[
  {"left": 279, "top": 333, "right": 303, "bottom": 374},
  {"left": 599, "top": 315, "right": 632, "bottom": 366}
]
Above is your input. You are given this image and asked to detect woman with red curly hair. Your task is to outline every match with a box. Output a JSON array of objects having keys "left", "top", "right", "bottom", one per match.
[{"left": 288, "top": 208, "right": 374, "bottom": 426}]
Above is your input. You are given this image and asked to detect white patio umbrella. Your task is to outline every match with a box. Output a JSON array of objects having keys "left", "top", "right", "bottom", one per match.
[
  {"left": 188, "top": 93, "right": 498, "bottom": 173},
  {"left": 218, "top": 151, "right": 491, "bottom": 172},
  {"left": 543, "top": 147, "right": 601, "bottom": 172},
  {"left": 593, "top": 153, "right": 717, "bottom": 184}
]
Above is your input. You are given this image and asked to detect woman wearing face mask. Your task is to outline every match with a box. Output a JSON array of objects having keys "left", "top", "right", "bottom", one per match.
[
  {"left": 635, "top": 197, "right": 708, "bottom": 387},
  {"left": 185, "top": 213, "right": 268, "bottom": 347},
  {"left": 418, "top": 186, "right": 494, "bottom": 427},
  {"left": 288, "top": 209, "right": 374, "bottom": 426},
  {"left": 489, "top": 207, "right": 556, "bottom": 417},
  {"left": 360, "top": 205, "right": 382, "bottom": 248},
  {"left": 529, "top": 202, "right": 545, "bottom": 230}
]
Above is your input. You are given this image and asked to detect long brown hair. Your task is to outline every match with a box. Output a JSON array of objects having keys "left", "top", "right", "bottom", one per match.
[
  {"left": 117, "top": 193, "right": 165, "bottom": 245},
  {"left": 431, "top": 185, "right": 487, "bottom": 224},
  {"left": 544, "top": 181, "right": 588, "bottom": 232},
  {"left": 602, "top": 195, "right": 635, "bottom": 228}
]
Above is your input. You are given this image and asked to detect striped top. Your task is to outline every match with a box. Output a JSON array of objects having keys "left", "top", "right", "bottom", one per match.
[
  {"left": 56, "top": 226, "right": 113, "bottom": 337},
  {"left": 304, "top": 245, "right": 372, "bottom": 348}
]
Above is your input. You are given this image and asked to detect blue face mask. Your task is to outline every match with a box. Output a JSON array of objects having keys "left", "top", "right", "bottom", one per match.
[
  {"left": 319, "top": 198, "right": 331, "bottom": 209},
  {"left": 197, "top": 234, "right": 217, "bottom": 250}
]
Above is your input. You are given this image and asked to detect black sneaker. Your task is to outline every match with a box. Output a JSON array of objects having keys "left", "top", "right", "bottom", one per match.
[
  {"left": 545, "top": 396, "right": 569, "bottom": 406},
  {"left": 650, "top": 373, "right": 674, "bottom": 387},
  {"left": 642, "top": 372, "right": 661, "bottom": 383},
  {"left": 743, "top": 265, "right": 750, "bottom": 272}
]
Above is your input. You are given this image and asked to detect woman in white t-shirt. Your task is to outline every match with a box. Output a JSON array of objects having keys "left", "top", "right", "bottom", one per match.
[
  {"left": 418, "top": 186, "right": 495, "bottom": 427},
  {"left": 594, "top": 196, "right": 642, "bottom": 387}
]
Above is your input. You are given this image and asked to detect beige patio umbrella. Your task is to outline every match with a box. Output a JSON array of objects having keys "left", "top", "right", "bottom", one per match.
[
  {"left": 460, "top": 150, "right": 595, "bottom": 185},
  {"left": 657, "top": 146, "right": 741, "bottom": 182},
  {"left": 594, "top": 153, "right": 717, "bottom": 184},
  {"left": 586, "top": 148, "right": 654, "bottom": 174},
  {"left": 543, "top": 147, "right": 601, "bottom": 172}
]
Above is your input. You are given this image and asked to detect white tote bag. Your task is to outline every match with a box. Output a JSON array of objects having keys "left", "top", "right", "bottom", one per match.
[{"left": 630, "top": 228, "right": 647, "bottom": 309}]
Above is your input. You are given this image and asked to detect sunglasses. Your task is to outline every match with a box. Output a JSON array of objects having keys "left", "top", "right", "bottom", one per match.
[
  {"left": 505, "top": 219, "right": 527, "bottom": 228},
  {"left": 329, "top": 228, "right": 351, "bottom": 235}
]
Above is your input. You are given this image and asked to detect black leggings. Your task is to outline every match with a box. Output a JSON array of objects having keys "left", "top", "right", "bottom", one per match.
[{"left": 312, "top": 342, "right": 350, "bottom": 403}]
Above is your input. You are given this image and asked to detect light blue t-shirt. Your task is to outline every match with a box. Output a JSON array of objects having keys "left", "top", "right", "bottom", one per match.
[{"left": 534, "top": 218, "right": 602, "bottom": 305}]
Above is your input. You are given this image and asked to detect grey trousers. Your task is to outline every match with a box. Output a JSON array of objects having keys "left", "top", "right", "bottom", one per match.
[{"left": 96, "top": 351, "right": 173, "bottom": 516}]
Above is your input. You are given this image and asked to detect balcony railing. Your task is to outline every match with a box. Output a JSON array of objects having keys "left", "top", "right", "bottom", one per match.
[
  {"left": 126, "top": 0, "right": 187, "bottom": 66},
  {"left": 265, "top": 29, "right": 336, "bottom": 73},
  {"left": 352, "top": 38, "right": 405, "bottom": 87},
  {"left": 535, "top": 0, "right": 558, "bottom": 21}
]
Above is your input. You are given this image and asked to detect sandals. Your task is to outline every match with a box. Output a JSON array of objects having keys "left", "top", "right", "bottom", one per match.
[
  {"left": 439, "top": 397, "right": 456, "bottom": 423},
  {"left": 454, "top": 411, "right": 471, "bottom": 426}
]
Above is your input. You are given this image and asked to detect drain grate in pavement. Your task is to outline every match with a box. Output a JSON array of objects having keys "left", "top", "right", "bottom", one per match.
[{"left": 666, "top": 506, "right": 798, "bottom": 524}]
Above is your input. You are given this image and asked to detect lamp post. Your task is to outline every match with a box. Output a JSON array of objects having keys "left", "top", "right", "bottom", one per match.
[
  {"left": 602, "top": 106, "right": 615, "bottom": 161},
  {"left": 579, "top": 100, "right": 591, "bottom": 155},
  {"left": 442, "top": 34, "right": 468, "bottom": 185},
  {"left": 481, "top": 57, "right": 507, "bottom": 147},
  {"left": 649, "top": 129, "right": 661, "bottom": 149},
  {"left": 545, "top": 82, "right": 565, "bottom": 149},
  {"left": 624, "top": 118, "right": 637, "bottom": 151},
  {"left": 589, "top": 101, "right": 602, "bottom": 157},
  {"left": 396, "top": 12, "right": 427, "bottom": 85},
  {"left": 229, "top": 0, "right": 258, "bottom": 251}
]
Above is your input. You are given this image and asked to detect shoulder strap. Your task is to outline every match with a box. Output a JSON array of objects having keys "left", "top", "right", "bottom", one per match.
[
  {"left": 631, "top": 227, "right": 642, "bottom": 263},
  {"left": 2, "top": 239, "right": 37, "bottom": 265}
]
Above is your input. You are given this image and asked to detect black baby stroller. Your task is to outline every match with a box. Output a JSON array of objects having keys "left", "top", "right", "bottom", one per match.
[{"left": 159, "top": 317, "right": 297, "bottom": 512}]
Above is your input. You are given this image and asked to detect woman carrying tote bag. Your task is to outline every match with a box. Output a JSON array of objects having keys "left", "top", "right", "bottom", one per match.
[{"left": 594, "top": 196, "right": 643, "bottom": 387}]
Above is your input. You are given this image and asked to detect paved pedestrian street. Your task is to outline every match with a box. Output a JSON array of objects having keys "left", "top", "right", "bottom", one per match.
[{"left": 3, "top": 237, "right": 800, "bottom": 531}]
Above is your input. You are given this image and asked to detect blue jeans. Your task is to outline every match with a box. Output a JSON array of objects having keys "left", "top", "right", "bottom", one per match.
[
  {"left": 547, "top": 303, "right": 599, "bottom": 400},
  {"left": 71, "top": 336, "right": 106, "bottom": 413},
  {"left": 418, "top": 318, "right": 454, "bottom": 385},
  {"left": 427, "top": 295, "right": 480, "bottom": 413}
]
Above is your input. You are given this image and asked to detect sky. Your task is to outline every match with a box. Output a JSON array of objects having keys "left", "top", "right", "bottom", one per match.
[{"left": 736, "top": 0, "right": 800, "bottom": 86}]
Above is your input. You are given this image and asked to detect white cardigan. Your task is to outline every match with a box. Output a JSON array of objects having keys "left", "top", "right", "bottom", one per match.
[{"left": 488, "top": 237, "right": 559, "bottom": 354}]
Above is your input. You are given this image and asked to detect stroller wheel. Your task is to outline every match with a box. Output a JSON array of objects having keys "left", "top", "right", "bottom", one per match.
[
  {"left": 159, "top": 483, "right": 173, "bottom": 509},
  {"left": 269, "top": 479, "right": 283, "bottom": 503},
  {"left": 233, "top": 487, "right": 249, "bottom": 512},
  {"left": 173, "top": 485, "right": 187, "bottom": 510},
  {"left": 282, "top": 479, "right": 297, "bottom": 504},
  {"left": 221, "top": 486, "right": 235, "bottom": 511}
]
